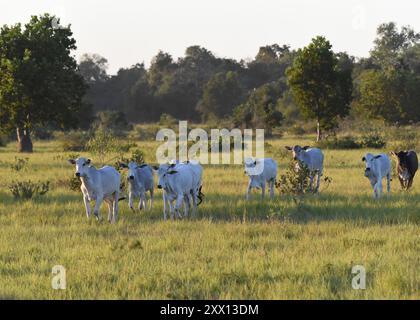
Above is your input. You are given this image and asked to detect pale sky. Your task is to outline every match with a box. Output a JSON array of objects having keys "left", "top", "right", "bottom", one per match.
[{"left": 1, "top": 0, "right": 420, "bottom": 74}]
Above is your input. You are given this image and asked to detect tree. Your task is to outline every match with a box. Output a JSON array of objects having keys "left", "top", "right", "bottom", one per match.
[
  {"left": 197, "top": 71, "right": 244, "bottom": 120},
  {"left": 0, "top": 14, "right": 87, "bottom": 152},
  {"left": 286, "top": 36, "right": 352, "bottom": 141},
  {"left": 232, "top": 83, "right": 283, "bottom": 136},
  {"left": 371, "top": 22, "right": 420, "bottom": 73},
  {"left": 78, "top": 53, "right": 109, "bottom": 85}
]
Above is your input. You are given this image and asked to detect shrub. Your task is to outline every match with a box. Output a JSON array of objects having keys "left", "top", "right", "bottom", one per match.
[
  {"left": 315, "top": 136, "right": 361, "bottom": 150},
  {"left": 277, "top": 161, "right": 312, "bottom": 195},
  {"left": 9, "top": 180, "right": 50, "bottom": 200},
  {"left": 159, "top": 113, "right": 177, "bottom": 126},
  {"left": 66, "top": 176, "right": 81, "bottom": 192},
  {"left": 359, "top": 132, "right": 386, "bottom": 149},
  {"left": 287, "top": 125, "right": 306, "bottom": 136},
  {"left": 10, "top": 157, "right": 29, "bottom": 172},
  {"left": 58, "top": 131, "right": 91, "bottom": 152}
]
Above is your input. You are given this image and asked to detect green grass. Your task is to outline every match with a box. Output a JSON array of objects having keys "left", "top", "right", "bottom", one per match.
[{"left": 1, "top": 136, "right": 420, "bottom": 299}]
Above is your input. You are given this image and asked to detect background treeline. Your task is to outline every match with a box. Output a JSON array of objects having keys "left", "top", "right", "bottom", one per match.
[
  {"left": 1, "top": 14, "right": 420, "bottom": 152},
  {"left": 79, "top": 21, "right": 420, "bottom": 129}
]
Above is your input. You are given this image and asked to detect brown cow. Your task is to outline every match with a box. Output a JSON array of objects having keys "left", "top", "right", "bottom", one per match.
[{"left": 390, "top": 151, "right": 418, "bottom": 190}]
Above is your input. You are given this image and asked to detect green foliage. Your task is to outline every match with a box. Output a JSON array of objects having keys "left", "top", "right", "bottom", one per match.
[
  {"left": 57, "top": 131, "right": 91, "bottom": 152},
  {"left": 85, "top": 129, "right": 133, "bottom": 165},
  {"left": 277, "top": 161, "right": 312, "bottom": 195},
  {"left": 315, "top": 136, "right": 361, "bottom": 150},
  {"left": 9, "top": 180, "right": 50, "bottom": 200},
  {"left": 286, "top": 37, "right": 353, "bottom": 140},
  {"left": 94, "top": 111, "right": 130, "bottom": 136},
  {"left": 233, "top": 83, "right": 283, "bottom": 136},
  {"left": 197, "top": 71, "right": 244, "bottom": 120},
  {"left": 359, "top": 132, "right": 386, "bottom": 149},
  {"left": 10, "top": 157, "right": 29, "bottom": 172},
  {"left": 0, "top": 14, "right": 87, "bottom": 140},
  {"left": 159, "top": 113, "right": 177, "bottom": 126}
]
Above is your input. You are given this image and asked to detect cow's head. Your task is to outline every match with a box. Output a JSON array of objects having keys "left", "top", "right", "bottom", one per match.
[
  {"left": 244, "top": 157, "right": 264, "bottom": 176},
  {"left": 152, "top": 163, "right": 177, "bottom": 189},
  {"left": 120, "top": 162, "right": 147, "bottom": 181},
  {"left": 362, "top": 153, "right": 381, "bottom": 177},
  {"left": 285, "top": 145, "right": 310, "bottom": 161},
  {"left": 391, "top": 151, "right": 411, "bottom": 179},
  {"left": 68, "top": 157, "right": 91, "bottom": 178}
]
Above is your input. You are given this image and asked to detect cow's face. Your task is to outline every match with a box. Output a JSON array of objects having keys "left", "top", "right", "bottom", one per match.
[
  {"left": 127, "top": 161, "right": 139, "bottom": 181},
  {"left": 68, "top": 157, "right": 91, "bottom": 178},
  {"left": 153, "top": 164, "right": 177, "bottom": 189},
  {"left": 285, "top": 145, "right": 310, "bottom": 161},
  {"left": 362, "top": 153, "right": 381, "bottom": 178},
  {"left": 391, "top": 151, "right": 410, "bottom": 179}
]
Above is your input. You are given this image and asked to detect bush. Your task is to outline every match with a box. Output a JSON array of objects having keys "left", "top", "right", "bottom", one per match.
[
  {"left": 10, "top": 157, "right": 29, "bottom": 171},
  {"left": 159, "top": 113, "right": 178, "bottom": 126},
  {"left": 316, "top": 136, "right": 361, "bottom": 150},
  {"left": 359, "top": 132, "right": 386, "bottom": 149},
  {"left": 94, "top": 111, "right": 131, "bottom": 136},
  {"left": 9, "top": 180, "right": 50, "bottom": 200},
  {"left": 58, "top": 131, "right": 91, "bottom": 152},
  {"left": 287, "top": 125, "right": 306, "bottom": 136},
  {"left": 128, "top": 124, "right": 161, "bottom": 141},
  {"left": 277, "top": 161, "right": 312, "bottom": 195}
]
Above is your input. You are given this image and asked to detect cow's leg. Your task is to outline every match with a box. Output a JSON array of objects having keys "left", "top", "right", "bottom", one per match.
[
  {"left": 261, "top": 182, "right": 266, "bottom": 200},
  {"left": 163, "top": 192, "right": 168, "bottom": 220},
  {"left": 269, "top": 179, "right": 275, "bottom": 199},
  {"left": 105, "top": 199, "right": 112, "bottom": 222},
  {"left": 175, "top": 194, "right": 184, "bottom": 219},
  {"left": 309, "top": 173, "right": 314, "bottom": 193},
  {"left": 407, "top": 177, "right": 414, "bottom": 190},
  {"left": 128, "top": 192, "right": 135, "bottom": 211},
  {"left": 93, "top": 196, "right": 103, "bottom": 221},
  {"left": 138, "top": 192, "right": 145, "bottom": 210},
  {"left": 377, "top": 179, "right": 383, "bottom": 198},
  {"left": 246, "top": 181, "right": 252, "bottom": 200},
  {"left": 83, "top": 195, "right": 91, "bottom": 219},
  {"left": 183, "top": 194, "right": 191, "bottom": 217},
  {"left": 149, "top": 189, "right": 154, "bottom": 210},
  {"left": 112, "top": 192, "right": 119, "bottom": 223},
  {"left": 398, "top": 176, "right": 405, "bottom": 190},
  {"left": 315, "top": 171, "right": 321, "bottom": 193}
]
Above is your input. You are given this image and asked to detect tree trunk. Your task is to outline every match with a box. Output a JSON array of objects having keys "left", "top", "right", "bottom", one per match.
[
  {"left": 16, "top": 127, "right": 33, "bottom": 153},
  {"left": 316, "top": 121, "right": 321, "bottom": 142}
]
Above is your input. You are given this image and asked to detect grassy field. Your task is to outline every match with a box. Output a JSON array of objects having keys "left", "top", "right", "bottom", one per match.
[{"left": 1, "top": 135, "right": 420, "bottom": 299}]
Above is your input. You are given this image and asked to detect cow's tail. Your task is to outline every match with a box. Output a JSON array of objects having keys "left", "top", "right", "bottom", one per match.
[
  {"left": 197, "top": 185, "right": 204, "bottom": 206},
  {"left": 118, "top": 197, "right": 126, "bottom": 201}
]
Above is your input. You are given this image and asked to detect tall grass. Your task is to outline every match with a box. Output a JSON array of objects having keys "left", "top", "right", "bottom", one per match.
[{"left": 0, "top": 136, "right": 419, "bottom": 299}]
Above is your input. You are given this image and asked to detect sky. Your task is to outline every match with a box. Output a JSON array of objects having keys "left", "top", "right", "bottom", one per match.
[{"left": 1, "top": 0, "right": 420, "bottom": 74}]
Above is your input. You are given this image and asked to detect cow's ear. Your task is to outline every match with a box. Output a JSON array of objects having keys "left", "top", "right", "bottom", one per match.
[
  {"left": 390, "top": 151, "right": 397, "bottom": 157},
  {"left": 152, "top": 165, "right": 159, "bottom": 171},
  {"left": 285, "top": 146, "right": 292, "bottom": 151},
  {"left": 68, "top": 159, "right": 76, "bottom": 165},
  {"left": 303, "top": 146, "right": 310, "bottom": 150},
  {"left": 119, "top": 162, "right": 128, "bottom": 169},
  {"left": 362, "top": 157, "right": 366, "bottom": 162},
  {"left": 138, "top": 164, "right": 148, "bottom": 169},
  {"left": 167, "top": 170, "right": 178, "bottom": 174},
  {"left": 86, "top": 159, "right": 91, "bottom": 165},
  {"left": 374, "top": 155, "right": 382, "bottom": 159},
  {"left": 170, "top": 163, "right": 176, "bottom": 168}
]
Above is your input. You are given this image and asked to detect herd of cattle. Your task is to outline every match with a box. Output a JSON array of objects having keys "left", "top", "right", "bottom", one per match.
[{"left": 68, "top": 146, "right": 419, "bottom": 223}]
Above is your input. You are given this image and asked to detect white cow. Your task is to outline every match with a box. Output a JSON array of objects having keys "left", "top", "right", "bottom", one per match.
[
  {"left": 120, "top": 162, "right": 154, "bottom": 211},
  {"left": 153, "top": 163, "right": 195, "bottom": 220},
  {"left": 244, "top": 158, "right": 277, "bottom": 199},
  {"left": 68, "top": 157, "right": 122, "bottom": 223},
  {"left": 362, "top": 153, "right": 391, "bottom": 198},
  {"left": 286, "top": 145, "right": 324, "bottom": 192}
]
